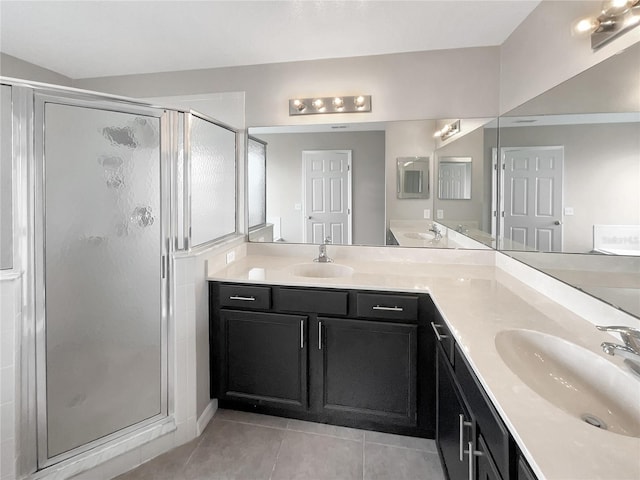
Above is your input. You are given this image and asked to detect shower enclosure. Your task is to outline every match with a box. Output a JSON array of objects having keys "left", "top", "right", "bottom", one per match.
[
  {"left": 1, "top": 81, "right": 238, "bottom": 475},
  {"left": 35, "top": 95, "right": 169, "bottom": 465}
]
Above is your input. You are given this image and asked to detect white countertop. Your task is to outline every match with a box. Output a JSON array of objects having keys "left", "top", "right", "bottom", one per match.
[{"left": 207, "top": 243, "right": 640, "bottom": 480}]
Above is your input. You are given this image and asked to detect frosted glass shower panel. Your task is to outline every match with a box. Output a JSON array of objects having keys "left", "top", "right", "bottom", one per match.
[
  {"left": 190, "top": 115, "right": 236, "bottom": 246},
  {"left": 43, "top": 103, "right": 163, "bottom": 458},
  {"left": 247, "top": 136, "right": 266, "bottom": 228},
  {"left": 1, "top": 85, "right": 12, "bottom": 269}
]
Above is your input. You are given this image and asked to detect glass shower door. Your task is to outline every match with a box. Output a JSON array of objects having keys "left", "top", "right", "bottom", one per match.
[{"left": 36, "top": 99, "right": 167, "bottom": 463}]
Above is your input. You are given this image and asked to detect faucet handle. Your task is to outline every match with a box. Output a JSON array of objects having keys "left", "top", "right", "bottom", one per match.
[
  {"left": 596, "top": 325, "right": 640, "bottom": 352},
  {"left": 324, "top": 236, "right": 332, "bottom": 244},
  {"left": 596, "top": 325, "right": 640, "bottom": 338}
]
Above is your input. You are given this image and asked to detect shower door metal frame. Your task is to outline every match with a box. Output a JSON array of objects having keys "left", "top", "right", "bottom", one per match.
[{"left": 33, "top": 91, "right": 171, "bottom": 469}]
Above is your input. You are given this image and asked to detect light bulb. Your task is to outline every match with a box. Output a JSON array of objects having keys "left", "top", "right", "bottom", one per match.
[
  {"left": 293, "top": 99, "right": 306, "bottom": 112},
  {"left": 602, "top": 0, "right": 632, "bottom": 16},
  {"left": 573, "top": 16, "right": 599, "bottom": 34},
  {"left": 354, "top": 96, "right": 366, "bottom": 109},
  {"left": 332, "top": 97, "right": 344, "bottom": 109},
  {"left": 312, "top": 98, "right": 324, "bottom": 110}
]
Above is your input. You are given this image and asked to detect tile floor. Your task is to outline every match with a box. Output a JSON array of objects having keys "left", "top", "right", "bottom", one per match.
[{"left": 114, "top": 409, "right": 445, "bottom": 480}]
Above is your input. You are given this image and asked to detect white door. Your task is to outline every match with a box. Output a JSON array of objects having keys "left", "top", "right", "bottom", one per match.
[
  {"left": 501, "top": 146, "right": 564, "bottom": 251},
  {"left": 303, "top": 150, "right": 352, "bottom": 244}
]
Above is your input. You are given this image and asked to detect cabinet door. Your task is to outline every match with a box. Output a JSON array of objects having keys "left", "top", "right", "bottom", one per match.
[
  {"left": 316, "top": 317, "right": 417, "bottom": 426},
  {"left": 476, "top": 435, "right": 503, "bottom": 480},
  {"left": 437, "top": 347, "right": 472, "bottom": 480},
  {"left": 219, "top": 310, "right": 308, "bottom": 411}
]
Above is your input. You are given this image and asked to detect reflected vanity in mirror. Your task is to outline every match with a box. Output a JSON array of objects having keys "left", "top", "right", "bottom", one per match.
[
  {"left": 438, "top": 156, "right": 471, "bottom": 200},
  {"left": 397, "top": 157, "right": 429, "bottom": 199},
  {"left": 497, "top": 42, "right": 640, "bottom": 318}
]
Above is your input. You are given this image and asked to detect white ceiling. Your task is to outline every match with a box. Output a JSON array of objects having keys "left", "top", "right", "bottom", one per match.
[{"left": 0, "top": 0, "right": 539, "bottom": 80}]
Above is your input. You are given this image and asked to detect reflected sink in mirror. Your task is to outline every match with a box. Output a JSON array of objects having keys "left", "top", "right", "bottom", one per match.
[
  {"left": 404, "top": 232, "right": 437, "bottom": 241},
  {"left": 495, "top": 329, "right": 640, "bottom": 438},
  {"left": 290, "top": 262, "right": 354, "bottom": 279}
]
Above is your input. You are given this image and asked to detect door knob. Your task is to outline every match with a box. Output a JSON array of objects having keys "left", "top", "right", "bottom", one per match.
[
  {"left": 307, "top": 216, "right": 312, "bottom": 220},
  {"left": 554, "top": 220, "right": 562, "bottom": 225}
]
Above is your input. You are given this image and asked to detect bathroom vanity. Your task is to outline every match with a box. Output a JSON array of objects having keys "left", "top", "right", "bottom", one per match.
[
  {"left": 207, "top": 243, "right": 640, "bottom": 480},
  {"left": 209, "top": 282, "right": 437, "bottom": 437}
]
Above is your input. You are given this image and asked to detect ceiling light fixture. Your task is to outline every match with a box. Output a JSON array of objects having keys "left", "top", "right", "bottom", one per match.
[
  {"left": 573, "top": 0, "right": 640, "bottom": 49},
  {"left": 434, "top": 120, "right": 461, "bottom": 141},
  {"left": 289, "top": 95, "right": 372, "bottom": 116}
]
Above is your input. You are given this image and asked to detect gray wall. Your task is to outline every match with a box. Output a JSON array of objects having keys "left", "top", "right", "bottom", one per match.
[
  {"left": 74, "top": 47, "right": 501, "bottom": 126},
  {"left": 385, "top": 120, "right": 436, "bottom": 226},
  {"left": 256, "top": 131, "right": 386, "bottom": 245},
  {"left": 0, "top": 52, "right": 72, "bottom": 86},
  {"left": 499, "top": 1, "right": 640, "bottom": 114},
  {"left": 499, "top": 122, "right": 640, "bottom": 253},
  {"left": 433, "top": 127, "right": 491, "bottom": 230}
]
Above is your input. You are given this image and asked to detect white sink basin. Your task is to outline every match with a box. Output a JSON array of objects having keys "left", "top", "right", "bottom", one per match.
[
  {"left": 403, "top": 232, "right": 436, "bottom": 240},
  {"left": 495, "top": 329, "right": 640, "bottom": 438},
  {"left": 290, "top": 262, "right": 354, "bottom": 279}
]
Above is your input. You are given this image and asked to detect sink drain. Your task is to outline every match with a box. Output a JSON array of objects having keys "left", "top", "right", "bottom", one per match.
[{"left": 580, "top": 413, "right": 608, "bottom": 430}]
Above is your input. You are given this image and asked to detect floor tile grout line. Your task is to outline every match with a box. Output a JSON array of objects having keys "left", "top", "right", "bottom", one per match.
[
  {"left": 182, "top": 426, "right": 212, "bottom": 469},
  {"left": 268, "top": 437, "right": 285, "bottom": 480},
  {"left": 362, "top": 436, "right": 366, "bottom": 480},
  {"left": 220, "top": 414, "right": 366, "bottom": 442},
  {"left": 365, "top": 440, "right": 438, "bottom": 454}
]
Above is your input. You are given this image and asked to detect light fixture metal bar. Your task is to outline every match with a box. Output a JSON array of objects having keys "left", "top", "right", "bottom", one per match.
[{"left": 289, "top": 95, "right": 372, "bottom": 116}]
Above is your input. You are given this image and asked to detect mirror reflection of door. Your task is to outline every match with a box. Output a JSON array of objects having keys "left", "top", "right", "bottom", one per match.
[
  {"left": 501, "top": 146, "right": 564, "bottom": 251},
  {"left": 438, "top": 157, "right": 472, "bottom": 200},
  {"left": 302, "top": 150, "right": 352, "bottom": 244}
]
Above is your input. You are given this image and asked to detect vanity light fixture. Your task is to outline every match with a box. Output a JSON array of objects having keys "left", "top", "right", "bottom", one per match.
[
  {"left": 289, "top": 95, "right": 372, "bottom": 116},
  {"left": 434, "top": 120, "right": 461, "bottom": 141},
  {"left": 573, "top": 0, "right": 640, "bottom": 49}
]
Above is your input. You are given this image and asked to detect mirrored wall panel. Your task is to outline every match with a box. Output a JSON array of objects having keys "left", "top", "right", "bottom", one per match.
[
  {"left": 249, "top": 119, "right": 497, "bottom": 248},
  {"left": 498, "top": 42, "right": 640, "bottom": 318}
]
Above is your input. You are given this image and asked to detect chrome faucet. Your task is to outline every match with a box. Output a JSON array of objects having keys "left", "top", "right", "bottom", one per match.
[
  {"left": 596, "top": 325, "right": 640, "bottom": 378},
  {"left": 315, "top": 237, "right": 333, "bottom": 263},
  {"left": 428, "top": 223, "right": 443, "bottom": 241}
]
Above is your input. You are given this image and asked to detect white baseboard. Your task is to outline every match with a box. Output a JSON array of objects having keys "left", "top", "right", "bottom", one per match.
[{"left": 196, "top": 399, "right": 218, "bottom": 436}]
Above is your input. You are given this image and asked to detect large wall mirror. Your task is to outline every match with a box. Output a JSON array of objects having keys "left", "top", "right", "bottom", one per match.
[
  {"left": 497, "top": 42, "right": 640, "bottom": 318},
  {"left": 248, "top": 119, "right": 498, "bottom": 248}
]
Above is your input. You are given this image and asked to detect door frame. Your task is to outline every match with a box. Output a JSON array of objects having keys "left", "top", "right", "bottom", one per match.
[{"left": 301, "top": 149, "right": 353, "bottom": 244}]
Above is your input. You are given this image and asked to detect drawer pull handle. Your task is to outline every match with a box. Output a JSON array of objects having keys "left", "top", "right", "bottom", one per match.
[
  {"left": 300, "top": 320, "right": 304, "bottom": 349},
  {"left": 372, "top": 305, "right": 403, "bottom": 312},
  {"left": 465, "top": 441, "right": 484, "bottom": 480},
  {"left": 229, "top": 295, "right": 256, "bottom": 301},
  {"left": 318, "top": 321, "right": 322, "bottom": 350},
  {"left": 458, "top": 414, "right": 472, "bottom": 461},
  {"left": 431, "top": 322, "right": 449, "bottom": 341}
]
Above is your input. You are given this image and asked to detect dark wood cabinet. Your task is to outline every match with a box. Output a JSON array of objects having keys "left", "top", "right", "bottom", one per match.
[
  {"left": 316, "top": 317, "right": 417, "bottom": 427},
  {"left": 219, "top": 310, "right": 307, "bottom": 411},
  {"left": 433, "top": 313, "right": 536, "bottom": 480},
  {"left": 209, "top": 282, "right": 436, "bottom": 438},
  {"left": 437, "top": 348, "right": 472, "bottom": 480}
]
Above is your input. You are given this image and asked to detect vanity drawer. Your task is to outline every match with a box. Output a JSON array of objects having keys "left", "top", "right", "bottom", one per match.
[
  {"left": 219, "top": 284, "right": 271, "bottom": 310},
  {"left": 431, "top": 309, "right": 455, "bottom": 365},
  {"left": 278, "top": 287, "right": 348, "bottom": 315},
  {"left": 356, "top": 293, "right": 418, "bottom": 322},
  {"left": 454, "top": 345, "right": 511, "bottom": 480}
]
